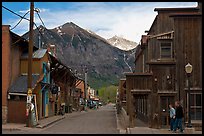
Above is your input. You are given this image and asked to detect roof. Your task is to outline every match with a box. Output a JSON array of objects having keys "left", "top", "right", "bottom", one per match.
[
  {"left": 9, "top": 30, "right": 38, "bottom": 50},
  {"left": 154, "top": 7, "right": 199, "bottom": 12},
  {"left": 8, "top": 74, "right": 40, "bottom": 94},
  {"left": 21, "top": 49, "right": 47, "bottom": 59},
  {"left": 169, "top": 13, "right": 202, "bottom": 17},
  {"left": 147, "top": 15, "right": 158, "bottom": 35},
  {"left": 10, "top": 31, "right": 29, "bottom": 47},
  {"left": 49, "top": 54, "right": 77, "bottom": 81}
]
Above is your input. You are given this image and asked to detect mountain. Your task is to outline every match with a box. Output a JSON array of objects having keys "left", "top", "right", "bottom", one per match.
[
  {"left": 107, "top": 35, "right": 137, "bottom": 51},
  {"left": 22, "top": 22, "right": 136, "bottom": 89}
]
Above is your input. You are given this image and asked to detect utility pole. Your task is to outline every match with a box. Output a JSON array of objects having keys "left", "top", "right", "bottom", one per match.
[
  {"left": 38, "top": 31, "right": 41, "bottom": 49},
  {"left": 26, "top": 2, "right": 34, "bottom": 127},
  {"left": 84, "top": 66, "right": 88, "bottom": 111}
]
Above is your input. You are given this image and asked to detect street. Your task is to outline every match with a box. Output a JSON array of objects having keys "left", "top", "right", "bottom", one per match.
[{"left": 2, "top": 104, "right": 119, "bottom": 134}]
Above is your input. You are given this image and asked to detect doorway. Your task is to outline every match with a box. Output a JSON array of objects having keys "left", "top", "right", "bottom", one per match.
[{"left": 160, "top": 96, "right": 174, "bottom": 128}]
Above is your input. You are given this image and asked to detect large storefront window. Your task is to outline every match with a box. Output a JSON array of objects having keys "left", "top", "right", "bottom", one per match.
[{"left": 190, "top": 93, "right": 202, "bottom": 120}]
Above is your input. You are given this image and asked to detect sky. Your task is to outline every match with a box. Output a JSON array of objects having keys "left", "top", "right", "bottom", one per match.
[{"left": 2, "top": 2, "right": 197, "bottom": 43}]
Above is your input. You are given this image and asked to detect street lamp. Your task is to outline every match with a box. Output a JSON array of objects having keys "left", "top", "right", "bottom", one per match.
[{"left": 185, "top": 63, "right": 193, "bottom": 128}]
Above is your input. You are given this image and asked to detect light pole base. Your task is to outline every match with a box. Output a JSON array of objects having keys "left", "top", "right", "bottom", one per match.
[{"left": 187, "top": 124, "right": 192, "bottom": 128}]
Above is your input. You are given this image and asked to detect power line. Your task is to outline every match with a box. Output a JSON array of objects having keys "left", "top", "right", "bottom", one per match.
[
  {"left": 36, "top": 11, "right": 45, "bottom": 27},
  {"left": 10, "top": 10, "right": 30, "bottom": 30},
  {"left": 3, "top": 5, "right": 75, "bottom": 75},
  {"left": 2, "top": 5, "right": 30, "bottom": 22},
  {"left": 3, "top": 5, "right": 44, "bottom": 38}
]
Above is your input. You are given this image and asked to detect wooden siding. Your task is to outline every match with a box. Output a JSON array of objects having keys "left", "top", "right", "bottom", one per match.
[
  {"left": 10, "top": 45, "right": 22, "bottom": 87},
  {"left": 20, "top": 53, "right": 49, "bottom": 75},
  {"left": 149, "top": 64, "right": 176, "bottom": 93},
  {"left": 126, "top": 73, "right": 152, "bottom": 127},
  {"left": 8, "top": 96, "right": 27, "bottom": 123},
  {"left": 173, "top": 15, "right": 202, "bottom": 121},
  {"left": 130, "top": 7, "right": 202, "bottom": 128}
]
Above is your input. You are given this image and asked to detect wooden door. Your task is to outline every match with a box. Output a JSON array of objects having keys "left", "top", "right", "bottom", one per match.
[
  {"left": 160, "top": 96, "right": 174, "bottom": 128},
  {"left": 8, "top": 97, "right": 26, "bottom": 123}
]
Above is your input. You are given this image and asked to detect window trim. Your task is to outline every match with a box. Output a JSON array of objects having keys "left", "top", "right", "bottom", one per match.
[
  {"left": 160, "top": 42, "right": 172, "bottom": 59},
  {"left": 188, "top": 93, "right": 202, "bottom": 120}
]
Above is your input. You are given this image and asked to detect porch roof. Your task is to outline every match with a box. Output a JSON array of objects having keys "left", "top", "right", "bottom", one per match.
[{"left": 8, "top": 74, "right": 40, "bottom": 94}]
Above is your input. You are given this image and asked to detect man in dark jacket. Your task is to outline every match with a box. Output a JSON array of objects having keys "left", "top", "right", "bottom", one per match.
[{"left": 173, "top": 101, "right": 184, "bottom": 133}]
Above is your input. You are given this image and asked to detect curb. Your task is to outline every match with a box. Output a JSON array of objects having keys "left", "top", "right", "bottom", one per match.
[
  {"left": 127, "top": 128, "right": 131, "bottom": 134},
  {"left": 115, "top": 109, "right": 128, "bottom": 134},
  {"left": 2, "top": 128, "right": 21, "bottom": 131},
  {"left": 36, "top": 116, "right": 65, "bottom": 129}
]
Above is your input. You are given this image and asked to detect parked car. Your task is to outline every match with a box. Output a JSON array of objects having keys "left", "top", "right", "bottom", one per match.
[
  {"left": 92, "top": 100, "right": 98, "bottom": 108},
  {"left": 98, "top": 101, "right": 103, "bottom": 106},
  {"left": 79, "top": 98, "right": 84, "bottom": 105},
  {"left": 87, "top": 100, "right": 95, "bottom": 109}
]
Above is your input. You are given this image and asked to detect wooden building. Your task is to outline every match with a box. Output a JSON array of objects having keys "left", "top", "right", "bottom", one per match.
[
  {"left": 49, "top": 54, "right": 78, "bottom": 114},
  {"left": 2, "top": 25, "right": 38, "bottom": 124},
  {"left": 125, "top": 3, "right": 202, "bottom": 129},
  {"left": 170, "top": 12, "right": 202, "bottom": 127},
  {"left": 20, "top": 49, "right": 54, "bottom": 119},
  {"left": 8, "top": 74, "right": 41, "bottom": 123},
  {"left": 7, "top": 49, "right": 55, "bottom": 123}
]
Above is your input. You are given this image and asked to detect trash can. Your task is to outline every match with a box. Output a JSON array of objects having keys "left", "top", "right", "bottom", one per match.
[
  {"left": 69, "top": 104, "right": 72, "bottom": 113},
  {"left": 60, "top": 103, "right": 65, "bottom": 115},
  {"left": 65, "top": 105, "right": 68, "bottom": 113}
]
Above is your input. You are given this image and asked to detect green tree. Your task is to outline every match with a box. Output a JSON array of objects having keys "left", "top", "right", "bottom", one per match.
[{"left": 98, "top": 85, "right": 118, "bottom": 103}]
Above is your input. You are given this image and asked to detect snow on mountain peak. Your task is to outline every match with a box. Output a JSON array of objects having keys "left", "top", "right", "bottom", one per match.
[{"left": 107, "top": 36, "right": 137, "bottom": 51}]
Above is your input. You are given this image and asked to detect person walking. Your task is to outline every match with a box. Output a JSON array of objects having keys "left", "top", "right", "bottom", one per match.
[
  {"left": 173, "top": 101, "right": 184, "bottom": 133},
  {"left": 169, "top": 104, "right": 175, "bottom": 131}
]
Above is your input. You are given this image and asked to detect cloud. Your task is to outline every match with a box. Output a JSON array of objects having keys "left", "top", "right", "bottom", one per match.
[
  {"left": 19, "top": 9, "right": 29, "bottom": 14},
  {"left": 8, "top": 2, "right": 197, "bottom": 42}
]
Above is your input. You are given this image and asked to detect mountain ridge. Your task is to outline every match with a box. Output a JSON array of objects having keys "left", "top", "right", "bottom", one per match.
[{"left": 23, "top": 22, "right": 136, "bottom": 89}]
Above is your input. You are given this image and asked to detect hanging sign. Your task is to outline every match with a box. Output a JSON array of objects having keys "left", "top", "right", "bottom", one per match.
[{"left": 27, "top": 96, "right": 32, "bottom": 103}]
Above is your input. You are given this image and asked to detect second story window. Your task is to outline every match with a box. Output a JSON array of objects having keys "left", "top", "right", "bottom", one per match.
[{"left": 160, "top": 42, "right": 172, "bottom": 59}]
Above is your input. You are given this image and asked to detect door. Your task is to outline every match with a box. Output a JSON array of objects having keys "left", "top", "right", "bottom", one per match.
[
  {"left": 8, "top": 98, "right": 27, "bottom": 123},
  {"left": 42, "top": 89, "right": 49, "bottom": 118},
  {"left": 160, "top": 96, "right": 174, "bottom": 128}
]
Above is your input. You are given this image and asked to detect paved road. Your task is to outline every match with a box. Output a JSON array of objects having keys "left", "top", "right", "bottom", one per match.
[{"left": 2, "top": 104, "right": 119, "bottom": 134}]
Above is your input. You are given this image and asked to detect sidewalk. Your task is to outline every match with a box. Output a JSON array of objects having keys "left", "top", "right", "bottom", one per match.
[
  {"left": 115, "top": 111, "right": 202, "bottom": 134},
  {"left": 127, "top": 127, "right": 202, "bottom": 134},
  {"left": 127, "top": 127, "right": 169, "bottom": 134},
  {"left": 2, "top": 110, "right": 88, "bottom": 131}
]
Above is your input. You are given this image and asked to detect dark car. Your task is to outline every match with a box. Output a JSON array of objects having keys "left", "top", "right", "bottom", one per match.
[{"left": 87, "top": 100, "right": 95, "bottom": 109}]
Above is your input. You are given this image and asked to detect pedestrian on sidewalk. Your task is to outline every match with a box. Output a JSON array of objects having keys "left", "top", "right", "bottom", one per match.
[
  {"left": 169, "top": 104, "right": 175, "bottom": 131},
  {"left": 173, "top": 101, "right": 184, "bottom": 133}
]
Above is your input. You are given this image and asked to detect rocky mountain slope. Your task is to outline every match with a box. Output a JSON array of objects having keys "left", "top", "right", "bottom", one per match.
[
  {"left": 107, "top": 35, "right": 137, "bottom": 51},
  {"left": 23, "top": 22, "right": 136, "bottom": 89}
]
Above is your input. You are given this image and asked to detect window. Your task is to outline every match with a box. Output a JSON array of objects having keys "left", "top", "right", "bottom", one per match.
[
  {"left": 190, "top": 93, "right": 202, "bottom": 120},
  {"left": 160, "top": 42, "right": 172, "bottom": 59}
]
